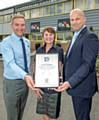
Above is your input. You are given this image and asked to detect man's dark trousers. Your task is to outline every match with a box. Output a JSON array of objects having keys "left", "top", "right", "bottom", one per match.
[
  {"left": 72, "top": 96, "right": 92, "bottom": 120},
  {"left": 3, "top": 79, "right": 29, "bottom": 120}
]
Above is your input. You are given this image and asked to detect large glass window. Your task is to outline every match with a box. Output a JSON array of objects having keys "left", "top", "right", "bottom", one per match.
[
  {"left": 56, "top": 3, "right": 64, "bottom": 14},
  {"left": 0, "top": 16, "right": 3, "bottom": 23},
  {"left": 31, "top": 7, "right": 43, "bottom": 18},
  {"left": 24, "top": 10, "right": 31, "bottom": 19},
  {"left": 64, "top": 1, "right": 72, "bottom": 13},
  {"left": 85, "top": 0, "right": 95, "bottom": 10},
  {"left": 39, "top": 7, "right": 43, "bottom": 17},
  {"left": 96, "top": 0, "right": 99, "bottom": 9},
  {"left": 50, "top": 5, "right": 55, "bottom": 15},
  {"left": 75, "top": 0, "right": 84, "bottom": 10},
  {"left": 43, "top": 6, "right": 50, "bottom": 16},
  {"left": 31, "top": 8, "right": 40, "bottom": 18},
  {"left": 20, "top": 10, "right": 30, "bottom": 19},
  {"left": 31, "top": 9, "right": 37, "bottom": 18},
  {"left": 4, "top": 14, "right": 12, "bottom": 23}
]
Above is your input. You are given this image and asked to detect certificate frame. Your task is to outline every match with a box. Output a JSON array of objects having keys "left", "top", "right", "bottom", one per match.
[{"left": 35, "top": 54, "right": 59, "bottom": 88}]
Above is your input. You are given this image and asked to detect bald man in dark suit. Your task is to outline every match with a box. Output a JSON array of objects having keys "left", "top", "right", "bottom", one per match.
[{"left": 55, "top": 8, "right": 99, "bottom": 120}]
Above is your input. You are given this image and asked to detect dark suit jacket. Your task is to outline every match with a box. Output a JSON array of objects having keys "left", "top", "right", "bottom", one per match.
[{"left": 64, "top": 27, "right": 99, "bottom": 98}]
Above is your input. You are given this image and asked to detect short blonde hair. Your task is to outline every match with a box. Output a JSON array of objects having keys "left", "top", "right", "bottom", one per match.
[{"left": 11, "top": 14, "right": 25, "bottom": 24}]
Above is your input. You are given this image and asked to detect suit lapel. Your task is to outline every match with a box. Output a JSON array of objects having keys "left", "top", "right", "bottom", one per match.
[
  {"left": 66, "top": 40, "right": 72, "bottom": 57},
  {"left": 66, "top": 27, "right": 88, "bottom": 59}
]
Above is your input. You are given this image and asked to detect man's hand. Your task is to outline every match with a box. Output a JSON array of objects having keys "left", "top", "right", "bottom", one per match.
[
  {"left": 24, "top": 75, "right": 37, "bottom": 91},
  {"left": 34, "top": 88, "right": 44, "bottom": 99},
  {"left": 54, "top": 81, "right": 71, "bottom": 92}
]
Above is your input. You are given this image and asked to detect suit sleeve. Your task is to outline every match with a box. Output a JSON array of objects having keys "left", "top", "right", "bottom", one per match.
[
  {"left": 59, "top": 47, "right": 64, "bottom": 64},
  {"left": 68, "top": 33, "right": 99, "bottom": 87}
]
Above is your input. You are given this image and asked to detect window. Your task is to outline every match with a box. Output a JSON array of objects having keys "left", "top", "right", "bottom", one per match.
[
  {"left": 85, "top": 0, "right": 95, "bottom": 10},
  {"left": 57, "top": 3, "right": 64, "bottom": 14},
  {"left": 24, "top": 10, "right": 31, "bottom": 19},
  {"left": 43, "top": 6, "right": 50, "bottom": 16},
  {"left": 75, "top": 0, "right": 84, "bottom": 10},
  {"left": 20, "top": 10, "right": 30, "bottom": 19},
  {"left": 96, "top": 0, "right": 99, "bottom": 9},
  {"left": 4, "top": 14, "right": 12, "bottom": 23},
  {"left": 0, "top": 16, "right": 3, "bottom": 23},
  {"left": 39, "top": 7, "right": 43, "bottom": 17},
  {"left": 31, "top": 8, "right": 40, "bottom": 18},
  {"left": 64, "top": 1, "right": 72, "bottom": 13},
  {"left": 50, "top": 5, "right": 55, "bottom": 15}
]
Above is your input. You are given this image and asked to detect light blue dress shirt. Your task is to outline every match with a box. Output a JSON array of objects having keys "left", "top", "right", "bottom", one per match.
[{"left": 1, "top": 33, "right": 30, "bottom": 80}]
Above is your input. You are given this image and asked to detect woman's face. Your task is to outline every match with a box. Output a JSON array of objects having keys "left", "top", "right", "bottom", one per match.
[{"left": 43, "top": 30, "right": 55, "bottom": 45}]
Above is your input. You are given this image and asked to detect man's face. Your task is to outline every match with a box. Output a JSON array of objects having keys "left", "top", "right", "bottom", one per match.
[
  {"left": 12, "top": 18, "right": 26, "bottom": 37},
  {"left": 70, "top": 12, "right": 86, "bottom": 31}
]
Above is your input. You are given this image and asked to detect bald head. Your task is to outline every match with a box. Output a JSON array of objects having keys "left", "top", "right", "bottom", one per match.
[
  {"left": 70, "top": 8, "right": 85, "bottom": 18},
  {"left": 70, "top": 8, "right": 86, "bottom": 31}
]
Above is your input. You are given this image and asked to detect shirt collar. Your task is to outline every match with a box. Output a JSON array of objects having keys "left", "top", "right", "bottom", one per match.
[
  {"left": 42, "top": 44, "right": 56, "bottom": 53},
  {"left": 11, "top": 33, "right": 23, "bottom": 41},
  {"left": 75, "top": 25, "right": 86, "bottom": 35}
]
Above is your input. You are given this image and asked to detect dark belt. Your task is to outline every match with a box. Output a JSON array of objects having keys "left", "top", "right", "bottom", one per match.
[
  {"left": 41, "top": 88, "right": 56, "bottom": 94},
  {"left": 4, "top": 77, "right": 23, "bottom": 80}
]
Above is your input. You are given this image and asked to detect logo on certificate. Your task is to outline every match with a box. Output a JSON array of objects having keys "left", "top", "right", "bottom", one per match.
[
  {"left": 45, "top": 78, "right": 49, "bottom": 84},
  {"left": 44, "top": 57, "right": 49, "bottom": 62}
]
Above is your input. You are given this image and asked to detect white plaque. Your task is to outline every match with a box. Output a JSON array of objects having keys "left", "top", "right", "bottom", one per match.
[{"left": 35, "top": 54, "right": 59, "bottom": 87}]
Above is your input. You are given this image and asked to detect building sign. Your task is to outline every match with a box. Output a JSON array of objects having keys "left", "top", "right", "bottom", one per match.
[
  {"left": 31, "top": 22, "right": 40, "bottom": 32},
  {"left": 57, "top": 18, "right": 71, "bottom": 31}
]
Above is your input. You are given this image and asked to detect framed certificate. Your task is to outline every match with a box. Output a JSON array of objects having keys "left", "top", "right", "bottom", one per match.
[{"left": 35, "top": 54, "right": 59, "bottom": 87}]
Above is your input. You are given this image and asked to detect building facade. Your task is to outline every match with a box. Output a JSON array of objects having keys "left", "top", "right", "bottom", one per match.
[{"left": 0, "top": 0, "right": 99, "bottom": 50}]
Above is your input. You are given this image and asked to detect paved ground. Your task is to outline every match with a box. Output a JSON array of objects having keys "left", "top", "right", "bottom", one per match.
[{"left": 0, "top": 60, "right": 99, "bottom": 120}]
